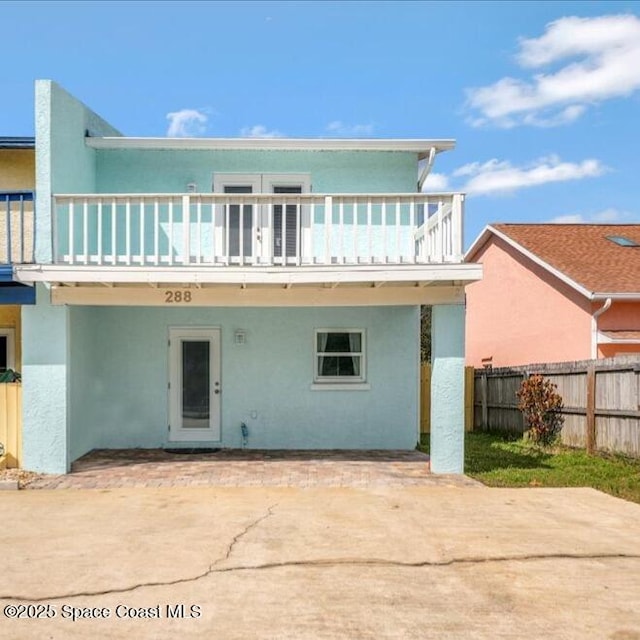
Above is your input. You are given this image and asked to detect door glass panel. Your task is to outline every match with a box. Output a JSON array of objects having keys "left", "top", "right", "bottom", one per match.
[
  {"left": 273, "top": 186, "right": 301, "bottom": 258},
  {"left": 224, "top": 185, "right": 253, "bottom": 258},
  {"left": 182, "top": 340, "right": 210, "bottom": 429}
]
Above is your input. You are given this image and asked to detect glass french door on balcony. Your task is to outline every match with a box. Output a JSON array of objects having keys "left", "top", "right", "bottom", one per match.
[
  {"left": 213, "top": 173, "right": 310, "bottom": 263},
  {"left": 213, "top": 175, "right": 261, "bottom": 262},
  {"left": 224, "top": 185, "right": 254, "bottom": 258},
  {"left": 272, "top": 185, "right": 302, "bottom": 259}
]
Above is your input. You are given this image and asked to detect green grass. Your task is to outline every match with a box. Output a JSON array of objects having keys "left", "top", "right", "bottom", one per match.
[{"left": 419, "top": 431, "right": 640, "bottom": 504}]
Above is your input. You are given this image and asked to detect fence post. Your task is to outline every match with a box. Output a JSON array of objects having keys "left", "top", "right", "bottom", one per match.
[
  {"left": 464, "top": 367, "right": 474, "bottom": 432},
  {"left": 480, "top": 371, "right": 488, "bottom": 431},
  {"left": 585, "top": 363, "right": 596, "bottom": 454}
]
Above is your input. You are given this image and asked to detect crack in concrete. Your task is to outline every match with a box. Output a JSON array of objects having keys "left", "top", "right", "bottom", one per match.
[
  {"left": 212, "top": 551, "right": 640, "bottom": 573},
  {"left": 3, "top": 509, "right": 640, "bottom": 604},
  {"left": 0, "top": 504, "right": 278, "bottom": 604}
]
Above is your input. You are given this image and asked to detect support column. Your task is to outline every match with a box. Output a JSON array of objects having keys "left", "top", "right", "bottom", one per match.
[
  {"left": 430, "top": 303, "right": 465, "bottom": 474},
  {"left": 22, "top": 284, "right": 70, "bottom": 473}
]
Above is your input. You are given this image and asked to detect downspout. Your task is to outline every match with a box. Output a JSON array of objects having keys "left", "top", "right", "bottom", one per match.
[
  {"left": 591, "top": 297, "right": 612, "bottom": 359},
  {"left": 417, "top": 147, "right": 437, "bottom": 191}
]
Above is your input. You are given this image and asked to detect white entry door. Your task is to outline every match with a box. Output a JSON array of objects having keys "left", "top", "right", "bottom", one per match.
[{"left": 168, "top": 328, "right": 221, "bottom": 442}]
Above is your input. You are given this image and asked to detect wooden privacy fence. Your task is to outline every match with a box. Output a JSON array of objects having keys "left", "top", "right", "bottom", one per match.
[
  {"left": 420, "top": 364, "right": 474, "bottom": 434},
  {"left": 0, "top": 382, "right": 22, "bottom": 468},
  {"left": 474, "top": 356, "right": 640, "bottom": 458}
]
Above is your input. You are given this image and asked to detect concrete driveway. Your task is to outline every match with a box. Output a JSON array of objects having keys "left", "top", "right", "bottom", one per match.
[{"left": 1, "top": 486, "right": 640, "bottom": 639}]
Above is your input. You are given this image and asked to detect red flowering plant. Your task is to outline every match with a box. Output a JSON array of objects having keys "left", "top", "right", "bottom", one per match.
[{"left": 516, "top": 374, "right": 564, "bottom": 446}]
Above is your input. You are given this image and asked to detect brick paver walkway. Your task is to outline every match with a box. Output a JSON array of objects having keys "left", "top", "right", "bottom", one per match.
[{"left": 25, "top": 449, "right": 480, "bottom": 489}]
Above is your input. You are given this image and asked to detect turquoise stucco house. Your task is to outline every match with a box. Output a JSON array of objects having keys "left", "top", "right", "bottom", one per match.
[{"left": 15, "top": 80, "right": 481, "bottom": 475}]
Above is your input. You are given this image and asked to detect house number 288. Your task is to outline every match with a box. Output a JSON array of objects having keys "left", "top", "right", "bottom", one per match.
[{"left": 164, "top": 290, "right": 192, "bottom": 303}]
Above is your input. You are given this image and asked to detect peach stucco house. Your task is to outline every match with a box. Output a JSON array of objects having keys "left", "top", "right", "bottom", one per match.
[{"left": 464, "top": 224, "right": 640, "bottom": 368}]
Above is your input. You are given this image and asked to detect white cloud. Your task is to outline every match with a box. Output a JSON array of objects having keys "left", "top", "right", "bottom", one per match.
[
  {"left": 420, "top": 172, "right": 449, "bottom": 191},
  {"left": 549, "top": 208, "right": 634, "bottom": 223},
  {"left": 460, "top": 156, "right": 607, "bottom": 196},
  {"left": 548, "top": 214, "right": 586, "bottom": 223},
  {"left": 424, "top": 155, "right": 607, "bottom": 196},
  {"left": 326, "top": 120, "right": 374, "bottom": 136},
  {"left": 166, "top": 109, "right": 208, "bottom": 137},
  {"left": 240, "top": 125, "right": 284, "bottom": 139},
  {"left": 466, "top": 14, "right": 640, "bottom": 128}
]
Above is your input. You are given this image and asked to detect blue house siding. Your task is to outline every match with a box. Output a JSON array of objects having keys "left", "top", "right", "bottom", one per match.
[
  {"left": 35, "top": 81, "right": 121, "bottom": 262},
  {"left": 67, "top": 304, "right": 419, "bottom": 463},
  {"left": 23, "top": 80, "right": 471, "bottom": 475},
  {"left": 96, "top": 149, "right": 417, "bottom": 194}
]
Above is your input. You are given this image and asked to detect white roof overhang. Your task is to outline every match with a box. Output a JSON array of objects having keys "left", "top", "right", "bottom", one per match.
[{"left": 85, "top": 137, "right": 455, "bottom": 160}]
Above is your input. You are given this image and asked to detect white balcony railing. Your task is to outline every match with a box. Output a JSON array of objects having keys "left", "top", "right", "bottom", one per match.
[
  {"left": 0, "top": 191, "right": 35, "bottom": 265},
  {"left": 52, "top": 193, "right": 464, "bottom": 267}
]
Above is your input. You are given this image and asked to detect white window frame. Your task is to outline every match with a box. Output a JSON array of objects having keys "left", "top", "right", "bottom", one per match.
[
  {"left": 168, "top": 327, "right": 221, "bottom": 442},
  {"left": 0, "top": 328, "right": 15, "bottom": 371},
  {"left": 312, "top": 328, "right": 369, "bottom": 390}
]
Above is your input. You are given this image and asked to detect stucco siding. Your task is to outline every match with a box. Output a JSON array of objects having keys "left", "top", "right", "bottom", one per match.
[
  {"left": 66, "top": 305, "right": 419, "bottom": 457},
  {"left": 35, "top": 80, "right": 121, "bottom": 262},
  {"left": 95, "top": 149, "right": 417, "bottom": 194},
  {"left": 596, "top": 301, "right": 640, "bottom": 330},
  {"left": 596, "top": 301, "right": 640, "bottom": 358},
  {"left": 21, "top": 286, "right": 69, "bottom": 473},
  {"left": 466, "top": 237, "right": 593, "bottom": 367}
]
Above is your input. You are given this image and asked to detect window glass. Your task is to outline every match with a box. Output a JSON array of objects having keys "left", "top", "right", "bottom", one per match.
[{"left": 316, "top": 331, "right": 364, "bottom": 381}]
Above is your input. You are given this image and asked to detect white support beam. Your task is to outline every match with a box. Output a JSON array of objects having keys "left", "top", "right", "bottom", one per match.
[{"left": 16, "top": 263, "right": 482, "bottom": 287}]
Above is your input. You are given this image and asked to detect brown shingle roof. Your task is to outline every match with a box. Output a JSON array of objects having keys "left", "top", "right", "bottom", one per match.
[{"left": 490, "top": 224, "right": 640, "bottom": 295}]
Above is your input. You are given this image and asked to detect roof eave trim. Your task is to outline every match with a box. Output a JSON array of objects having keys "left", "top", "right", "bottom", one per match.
[
  {"left": 85, "top": 137, "right": 456, "bottom": 157},
  {"left": 592, "top": 292, "right": 640, "bottom": 301}
]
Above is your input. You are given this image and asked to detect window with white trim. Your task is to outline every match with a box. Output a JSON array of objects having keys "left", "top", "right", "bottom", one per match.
[
  {"left": 314, "top": 330, "right": 365, "bottom": 383},
  {"left": 0, "top": 328, "right": 15, "bottom": 372}
]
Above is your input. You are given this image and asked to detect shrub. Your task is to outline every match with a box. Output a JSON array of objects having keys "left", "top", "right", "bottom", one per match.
[{"left": 516, "top": 374, "right": 564, "bottom": 446}]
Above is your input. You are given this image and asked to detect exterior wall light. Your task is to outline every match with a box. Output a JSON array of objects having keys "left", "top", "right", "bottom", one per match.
[{"left": 234, "top": 330, "right": 246, "bottom": 345}]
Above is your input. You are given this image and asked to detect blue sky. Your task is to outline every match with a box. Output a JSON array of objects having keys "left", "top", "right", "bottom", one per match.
[{"left": 2, "top": 0, "right": 639, "bottom": 245}]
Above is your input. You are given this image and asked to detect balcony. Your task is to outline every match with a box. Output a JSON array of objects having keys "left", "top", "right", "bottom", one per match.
[
  {"left": 0, "top": 191, "right": 34, "bottom": 269},
  {"left": 0, "top": 191, "right": 35, "bottom": 303},
  {"left": 52, "top": 192, "right": 464, "bottom": 268}
]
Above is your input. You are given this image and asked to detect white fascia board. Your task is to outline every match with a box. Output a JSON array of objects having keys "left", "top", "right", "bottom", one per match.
[
  {"left": 464, "top": 226, "right": 493, "bottom": 262},
  {"left": 592, "top": 292, "right": 640, "bottom": 301},
  {"left": 16, "top": 263, "right": 482, "bottom": 286},
  {"left": 597, "top": 331, "right": 640, "bottom": 344},
  {"left": 466, "top": 225, "right": 594, "bottom": 300},
  {"left": 85, "top": 137, "right": 456, "bottom": 158}
]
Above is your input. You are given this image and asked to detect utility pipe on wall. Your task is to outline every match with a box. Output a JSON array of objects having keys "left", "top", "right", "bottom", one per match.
[
  {"left": 417, "top": 147, "right": 437, "bottom": 191},
  {"left": 591, "top": 297, "right": 612, "bottom": 359}
]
